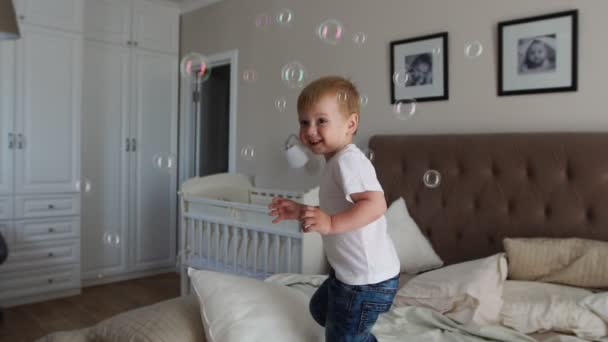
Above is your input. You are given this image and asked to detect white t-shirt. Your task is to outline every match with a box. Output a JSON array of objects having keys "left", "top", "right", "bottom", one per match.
[{"left": 319, "top": 144, "right": 400, "bottom": 285}]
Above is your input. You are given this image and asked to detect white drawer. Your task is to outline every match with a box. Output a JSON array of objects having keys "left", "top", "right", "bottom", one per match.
[
  {"left": 0, "top": 264, "right": 80, "bottom": 302},
  {"left": 0, "top": 239, "right": 80, "bottom": 272},
  {"left": 16, "top": 195, "right": 80, "bottom": 218},
  {"left": 0, "top": 197, "right": 13, "bottom": 220},
  {"left": 16, "top": 217, "right": 80, "bottom": 244},
  {"left": 0, "top": 221, "right": 14, "bottom": 248}
]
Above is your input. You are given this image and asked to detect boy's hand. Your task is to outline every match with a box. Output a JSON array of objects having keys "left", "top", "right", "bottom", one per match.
[
  {"left": 268, "top": 197, "right": 302, "bottom": 223},
  {"left": 300, "top": 206, "right": 332, "bottom": 235}
]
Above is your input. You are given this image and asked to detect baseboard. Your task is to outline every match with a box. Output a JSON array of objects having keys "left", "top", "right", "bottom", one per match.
[
  {"left": 2, "top": 288, "right": 81, "bottom": 308},
  {"left": 82, "top": 268, "right": 177, "bottom": 287}
]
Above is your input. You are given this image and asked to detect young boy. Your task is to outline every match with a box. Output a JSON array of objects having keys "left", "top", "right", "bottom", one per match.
[{"left": 268, "top": 76, "right": 400, "bottom": 342}]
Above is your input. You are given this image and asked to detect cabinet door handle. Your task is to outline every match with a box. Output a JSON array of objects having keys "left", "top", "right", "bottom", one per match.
[
  {"left": 48, "top": 227, "right": 55, "bottom": 233},
  {"left": 8, "top": 133, "right": 15, "bottom": 149},
  {"left": 48, "top": 204, "right": 55, "bottom": 209},
  {"left": 127, "top": 40, "right": 132, "bottom": 46},
  {"left": 48, "top": 278, "right": 54, "bottom": 284},
  {"left": 131, "top": 138, "right": 136, "bottom": 152},
  {"left": 133, "top": 41, "right": 138, "bottom": 47},
  {"left": 17, "top": 134, "right": 24, "bottom": 149},
  {"left": 126, "top": 138, "right": 131, "bottom": 152},
  {"left": 47, "top": 252, "right": 54, "bottom": 257}
]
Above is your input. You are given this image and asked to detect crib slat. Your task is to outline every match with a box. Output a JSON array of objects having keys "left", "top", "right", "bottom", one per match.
[
  {"left": 222, "top": 224, "right": 228, "bottom": 269},
  {"left": 242, "top": 229, "right": 249, "bottom": 274},
  {"left": 253, "top": 232, "right": 258, "bottom": 275},
  {"left": 205, "top": 222, "right": 211, "bottom": 268},
  {"left": 263, "top": 232, "right": 269, "bottom": 276},
  {"left": 196, "top": 220, "right": 202, "bottom": 259},
  {"left": 232, "top": 226, "right": 238, "bottom": 272},
  {"left": 214, "top": 223, "right": 220, "bottom": 270},
  {"left": 274, "top": 235, "right": 280, "bottom": 273},
  {"left": 286, "top": 237, "right": 292, "bottom": 273}
]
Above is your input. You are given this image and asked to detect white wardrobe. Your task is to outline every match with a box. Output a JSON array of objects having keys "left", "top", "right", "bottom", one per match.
[
  {"left": 0, "top": 0, "right": 84, "bottom": 306},
  {"left": 80, "top": 0, "right": 179, "bottom": 285},
  {"left": 0, "top": 0, "right": 179, "bottom": 306}
]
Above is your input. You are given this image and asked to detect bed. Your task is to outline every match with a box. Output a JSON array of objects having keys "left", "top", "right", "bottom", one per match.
[{"left": 40, "top": 133, "right": 608, "bottom": 342}]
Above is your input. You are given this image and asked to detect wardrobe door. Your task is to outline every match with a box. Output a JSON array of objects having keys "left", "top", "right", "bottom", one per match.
[
  {"left": 0, "top": 41, "right": 15, "bottom": 196},
  {"left": 14, "top": 25, "right": 82, "bottom": 194},
  {"left": 81, "top": 40, "right": 130, "bottom": 280},
  {"left": 129, "top": 48, "right": 177, "bottom": 271}
]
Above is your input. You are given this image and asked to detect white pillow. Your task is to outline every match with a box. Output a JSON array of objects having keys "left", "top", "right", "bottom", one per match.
[
  {"left": 385, "top": 197, "right": 443, "bottom": 274},
  {"left": 395, "top": 253, "right": 507, "bottom": 325},
  {"left": 188, "top": 268, "right": 324, "bottom": 342},
  {"left": 501, "top": 281, "right": 607, "bottom": 340},
  {"left": 580, "top": 292, "right": 608, "bottom": 324}
]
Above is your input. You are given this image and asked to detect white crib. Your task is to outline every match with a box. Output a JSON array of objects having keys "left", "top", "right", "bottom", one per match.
[{"left": 178, "top": 173, "right": 326, "bottom": 295}]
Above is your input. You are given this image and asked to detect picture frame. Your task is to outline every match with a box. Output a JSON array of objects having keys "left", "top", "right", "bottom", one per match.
[
  {"left": 390, "top": 32, "right": 449, "bottom": 103},
  {"left": 498, "top": 10, "right": 578, "bottom": 96}
]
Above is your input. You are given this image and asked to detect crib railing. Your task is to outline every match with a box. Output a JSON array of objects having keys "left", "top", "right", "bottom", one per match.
[
  {"left": 178, "top": 177, "right": 326, "bottom": 296},
  {"left": 181, "top": 213, "right": 303, "bottom": 277}
]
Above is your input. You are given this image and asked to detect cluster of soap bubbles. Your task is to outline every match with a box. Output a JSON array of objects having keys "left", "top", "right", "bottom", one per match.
[{"left": 179, "top": 8, "right": 487, "bottom": 163}]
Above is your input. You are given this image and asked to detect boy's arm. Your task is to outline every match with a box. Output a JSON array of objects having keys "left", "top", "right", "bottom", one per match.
[
  {"left": 330, "top": 191, "right": 387, "bottom": 234},
  {"left": 301, "top": 191, "right": 386, "bottom": 235}
]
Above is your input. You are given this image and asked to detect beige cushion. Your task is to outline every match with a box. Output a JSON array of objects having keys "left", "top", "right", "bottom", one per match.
[
  {"left": 86, "top": 295, "right": 205, "bottom": 342},
  {"left": 501, "top": 281, "right": 607, "bottom": 340},
  {"left": 395, "top": 253, "right": 507, "bottom": 325},
  {"left": 504, "top": 238, "right": 608, "bottom": 288}
]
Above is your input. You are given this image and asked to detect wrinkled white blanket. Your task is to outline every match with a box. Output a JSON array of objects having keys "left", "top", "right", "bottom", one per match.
[{"left": 266, "top": 273, "right": 598, "bottom": 342}]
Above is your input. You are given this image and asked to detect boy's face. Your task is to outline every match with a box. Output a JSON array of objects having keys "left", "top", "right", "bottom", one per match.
[{"left": 298, "top": 93, "right": 358, "bottom": 159}]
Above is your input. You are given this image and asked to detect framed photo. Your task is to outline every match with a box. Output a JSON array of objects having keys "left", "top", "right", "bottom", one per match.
[
  {"left": 498, "top": 10, "right": 578, "bottom": 96},
  {"left": 390, "top": 32, "right": 448, "bottom": 103}
]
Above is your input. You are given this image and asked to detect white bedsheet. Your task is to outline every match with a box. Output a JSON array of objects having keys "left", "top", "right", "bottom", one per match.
[{"left": 266, "top": 273, "right": 601, "bottom": 342}]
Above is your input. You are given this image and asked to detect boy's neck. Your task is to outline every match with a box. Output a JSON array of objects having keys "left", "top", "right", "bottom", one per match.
[{"left": 324, "top": 141, "right": 353, "bottom": 161}]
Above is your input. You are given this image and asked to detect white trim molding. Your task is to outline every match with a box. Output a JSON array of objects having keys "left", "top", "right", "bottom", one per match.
[
  {"left": 178, "top": 49, "right": 238, "bottom": 188},
  {"left": 179, "top": 0, "right": 223, "bottom": 14}
]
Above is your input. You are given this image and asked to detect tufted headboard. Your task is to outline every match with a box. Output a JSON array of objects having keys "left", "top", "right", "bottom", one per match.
[{"left": 369, "top": 133, "right": 608, "bottom": 266}]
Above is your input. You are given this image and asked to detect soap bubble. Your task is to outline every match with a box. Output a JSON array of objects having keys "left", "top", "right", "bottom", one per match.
[
  {"left": 359, "top": 95, "right": 369, "bottom": 107},
  {"left": 180, "top": 52, "right": 211, "bottom": 82},
  {"left": 464, "top": 40, "right": 483, "bottom": 58},
  {"left": 318, "top": 19, "right": 344, "bottom": 45},
  {"left": 75, "top": 178, "right": 93, "bottom": 194},
  {"left": 241, "top": 145, "right": 255, "bottom": 161},
  {"left": 392, "top": 99, "right": 417, "bottom": 120},
  {"left": 275, "top": 97, "right": 287, "bottom": 112},
  {"left": 103, "top": 232, "right": 121, "bottom": 247},
  {"left": 243, "top": 69, "right": 257, "bottom": 82},
  {"left": 281, "top": 61, "right": 306, "bottom": 88},
  {"left": 423, "top": 169, "right": 441, "bottom": 188},
  {"left": 362, "top": 148, "right": 375, "bottom": 161},
  {"left": 255, "top": 13, "right": 272, "bottom": 29},
  {"left": 392, "top": 69, "right": 411, "bottom": 88},
  {"left": 353, "top": 32, "right": 367, "bottom": 45},
  {"left": 276, "top": 9, "right": 293, "bottom": 26},
  {"left": 153, "top": 153, "right": 176, "bottom": 171}
]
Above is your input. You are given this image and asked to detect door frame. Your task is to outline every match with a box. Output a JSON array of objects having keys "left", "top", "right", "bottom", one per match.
[{"left": 178, "top": 49, "right": 238, "bottom": 187}]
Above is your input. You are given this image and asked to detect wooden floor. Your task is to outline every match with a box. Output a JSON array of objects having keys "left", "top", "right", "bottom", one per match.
[{"left": 0, "top": 272, "right": 180, "bottom": 342}]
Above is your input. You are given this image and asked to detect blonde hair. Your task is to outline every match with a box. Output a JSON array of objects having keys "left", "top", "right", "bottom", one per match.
[{"left": 297, "top": 76, "right": 360, "bottom": 118}]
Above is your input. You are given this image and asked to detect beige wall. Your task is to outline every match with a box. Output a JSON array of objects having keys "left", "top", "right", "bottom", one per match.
[{"left": 181, "top": 0, "right": 607, "bottom": 191}]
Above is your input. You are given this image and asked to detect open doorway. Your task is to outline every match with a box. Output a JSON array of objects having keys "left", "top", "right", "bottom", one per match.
[{"left": 179, "top": 50, "right": 238, "bottom": 186}]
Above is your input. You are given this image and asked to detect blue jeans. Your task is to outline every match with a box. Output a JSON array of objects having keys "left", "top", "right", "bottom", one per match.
[{"left": 309, "top": 271, "right": 399, "bottom": 342}]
